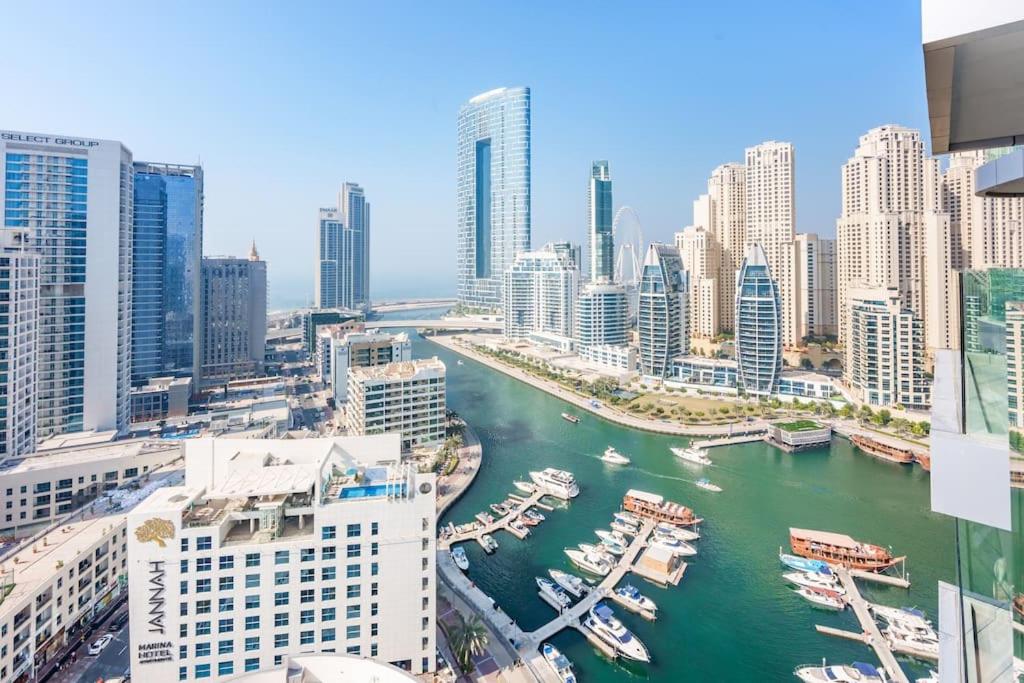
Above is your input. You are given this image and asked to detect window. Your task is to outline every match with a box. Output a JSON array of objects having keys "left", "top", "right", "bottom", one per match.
[
  {"left": 245, "top": 657, "right": 259, "bottom": 672},
  {"left": 180, "top": 559, "right": 189, "bottom": 573},
  {"left": 244, "top": 595, "right": 260, "bottom": 610},
  {"left": 219, "top": 598, "right": 234, "bottom": 612},
  {"left": 371, "top": 562, "right": 378, "bottom": 577},
  {"left": 346, "top": 523, "right": 360, "bottom": 538},
  {"left": 219, "top": 576, "right": 234, "bottom": 591},
  {"left": 245, "top": 636, "right": 259, "bottom": 652},
  {"left": 274, "top": 592, "right": 288, "bottom": 606},
  {"left": 274, "top": 550, "right": 289, "bottom": 565},
  {"left": 197, "top": 579, "right": 211, "bottom": 593},
  {"left": 300, "top": 609, "right": 314, "bottom": 624},
  {"left": 322, "top": 525, "right": 336, "bottom": 540},
  {"left": 300, "top": 630, "right": 314, "bottom": 645},
  {"left": 371, "top": 643, "right": 378, "bottom": 657},
  {"left": 245, "top": 616, "right": 259, "bottom": 631},
  {"left": 219, "top": 555, "right": 234, "bottom": 570},
  {"left": 322, "top": 607, "right": 336, "bottom": 621},
  {"left": 371, "top": 522, "right": 379, "bottom": 536},
  {"left": 371, "top": 582, "right": 379, "bottom": 596},
  {"left": 274, "top": 634, "right": 288, "bottom": 648},
  {"left": 346, "top": 585, "right": 359, "bottom": 599},
  {"left": 179, "top": 666, "right": 187, "bottom": 681},
  {"left": 300, "top": 548, "right": 315, "bottom": 562},
  {"left": 274, "top": 613, "right": 288, "bottom": 627},
  {"left": 371, "top": 542, "right": 379, "bottom": 556},
  {"left": 218, "top": 618, "right": 233, "bottom": 634},
  {"left": 245, "top": 553, "right": 260, "bottom": 567},
  {"left": 346, "top": 544, "right": 361, "bottom": 558},
  {"left": 196, "top": 643, "right": 211, "bottom": 657},
  {"left": 180, "top": 624, "right": 188, "bottom": 638},
  {"left": 300, "top": 568, "right": 314, "bottom": 583},
  {"left": 323, "top": 627, "right": 336, "bottom": 642},
  {"left": 180, "top": 603, "right": 188, "bottom": 617},
  {"left": 346, "top": 645, "right": 360, "bottom": 655},
  {"left": 196, "top": 621, "right": 211, "bottom": 636},
  {"left": 323, "top": 586, "right": 336, "bottom": 601},
  {"left": 346, "top": 605, "right": 360, "bottom": 619},
  {"left": 300, "top": 589, "right": 314, "bottom": 603},
  {"left": 274, "top": 571, "right": 289, "bottom": 586},
  {"left": 322, "top": 566, "right": 336, "bottom": 581},
  {"left": 217, "top": 661, "right": 234, "bottom": 676},
  {"left": 346, "top": 564, "right": 360, "bottom": 579},
  {"left": 180, "top": 538, "right": 189, "bottom": 552},
  {"left": 197, "top": 558, "right": 211, "bottom": 572},
  {"left": 218, "top": 640, "right": 233, "bottom": 655},
  {"left": 195, "top": 664, "right": 211, "bottom": 679},
  {"left": 197, "top": 536, "right": 212, "bottom": 551},
  {"left": 197, "top": 600, "right": 211, "bottom": 615},
  {"left": 245, "top": 574, "right": 259, "bottom": 589},
  {"left": 346, "top": 625, "right": 360, "bottom": 639},
  {"left": 322, "top": 546, "right": 336, "bottom": 560},
  {"left": 371, "top": 622, "right": 378, "bottom": 637}
]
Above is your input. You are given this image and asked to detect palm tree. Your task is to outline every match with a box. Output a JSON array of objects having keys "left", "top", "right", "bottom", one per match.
[{"left": 450, "top": 616, "right": 489, "bottom": 671}]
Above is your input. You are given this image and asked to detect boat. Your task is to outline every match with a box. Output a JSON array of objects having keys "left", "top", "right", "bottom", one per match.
[
  {"left": 601, "top": 446, "right": 631, "bottom": 465},
  {"left": 481, "top": 534, "right": 498, "bottom": 553},
  {"left": 490, "top": 502, "right": 512, "bottom": 515},
  {"left": 457, "top": 359, "right": 464, "bottom": 366},
  {"left": 541, "top": 642, "right": 576, "bottom": 683},
  {"left": 597, "top": 538, "right": 626, "bottom": 556},
  {"left": 536, "top": 577, "right": 573, "bottom": 610},
  {"left": 779, "top": 551, "right": 832, "bottom": 574},
  {"left": 614, "top": 511, "right": 642, "bottom": 526},
  {"left": 583, "top": 603, "right": 650, "bottom": 663},
  {"left": 695, "top": 478, "right": 722, "bottom": 493},
  {"left": 513, "top": 480, "right": 536, "bottom": 494},
  {"left": 561, "top": 413, "right": 580, "bottom": 424},
  {"left": 509, "top": 519, "right": 531, "bottom": 536},
  {"left": 794, "top": 586, "right": 846, "bottom": 610},
  {"left": 517, "top": 515, "right": 539, "bottom": 527},
  {"left": 622, "top": 489, "right": 702, "bottom": 526},
  {"left": 578, "top": 543, "right": 616, "bottom": 562},
  {"left": 655, "top": 522, "right": 700, "bottom": 542},
  {"left": 523, "top": 508, "right": 545, "bottom": 523},
  {"left": 549, "top": 569, "right": 589, "bottom": 598},
  {"left": 883, "top": 625, "right": 938, "bottom": 658},
  {"left": 450, "top": 547, "right": 469, "bottom": 571},
  {"left": 614, "top": 584, "right": 657, "bottom": 613},
  {"left": 790, "top": 528, "right": 903, "bottom": 572},
  {"left": 850, "top": 433, "right": 916, "bottom": 465},
  {"left": 794, "top": 662, "right": 887, "bottom": 682},
  {"left": 564, "top": 548, "right": 612, "bottom": 576},
  {"left": 783, "top": 571, "right": 844, "bottom": 595},
  {"left": 596, "top": 529, "right": 628, "bottom": 546},
  {"left": 651, "top": 535, "right": 698, "bottom": 557},
  {"left": 475, "top": 512, "right": 495, "bottom": 525},
  {"left": 529, "top": 468, "right": 580, "bottom": 499},
  {"left": 670, "top": 446, "right": 712, "bottom": 465},
  {"left": 611, "top": 520, "right": 639, "bottom": 536}
]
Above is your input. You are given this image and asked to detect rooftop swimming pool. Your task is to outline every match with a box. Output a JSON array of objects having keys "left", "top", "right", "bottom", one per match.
[{"left": 338, "top": 483, "right": 407, "bottom": 499}]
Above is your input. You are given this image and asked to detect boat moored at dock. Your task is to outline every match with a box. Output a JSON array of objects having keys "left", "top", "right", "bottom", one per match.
[
  {"left": 549, "top": 569, "right": 590, "bottom": 598},
  {"left": 542, "top": 642, "right": 577, "bottom": 683},
  {"left": 615, "top": 584, "right": 657, "bottom": 613},
  {"left": 779, "top": 551, "right": 831, "bottom": 574},
  {"left": 794, "top": 662, "right": 886, "bottom": 682},
  {"left": 790, "top": 528, "right": 902, "bottom": 571},
  {"left": 655, "top": 522, "right": 700, "bottom": 542},
  {"left": 793, "top": 585, "right": 846, "bottom": 610},
  {"left": 481, "top": 533, "right": 498, "bottom": 553},
  {"left": 583, "top": 603, "right": 651, "bottom": 662},
  {"left": 623, "top": 489, "right": 702, "bottom": 527},
  {"left": 565, "top": 548, "right": 612, "bottom": 576},
  {"left": 850, "top": 433, "right": 916, "bottom": 465},
  {"left": 530, "top": 468, "right": 580, "bottom": 499},
  {"left": 513, "top": 480, "right": 536, "bottom": 494},
  {"left": 651, "top": 534, "right": 697, "bottom": 557},
  {"left": 536, "top": 577, "right": 573, "bottom": 609},
  {"left": 450, "top": 546, "right": 469, "bottom": 571},
  {"left": 783, "top": 570, "right": 843, "bottom": 594},
  {"left": 596, "top": 529, "right": 628, "bottom": 547}
]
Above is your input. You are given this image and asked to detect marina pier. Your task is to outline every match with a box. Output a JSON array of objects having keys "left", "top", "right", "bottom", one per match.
[
  {"left": 690, "top": 431, "right": 767, "bottom": 449},
  {"left": 439, "top": 490, "right": 548, "bottom": 549}
]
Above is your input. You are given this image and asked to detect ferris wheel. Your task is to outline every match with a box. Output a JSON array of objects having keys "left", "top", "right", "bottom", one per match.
[{"left": 613, "top": 206, "right": 644, "bottom": 288}]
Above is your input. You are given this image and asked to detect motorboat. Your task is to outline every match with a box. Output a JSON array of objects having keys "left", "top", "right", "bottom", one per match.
[
  {"left": 871, "top": 606, "right": 935, "bottom": 644},
  {"left": 651, "top": 535, "right": 698, "bottom": 557},
  {"left": 523, "top": 508, "right": 545, "bottom": 523},
  {"left": 883, "top": 625, "right": 938, "bottom": 658},
  {"left": 695, "top": 478, "right": 722, "bottom": 493},
  {"left": 611, "top": 520, "right": 639, "bottom": 536},
  {"left": 517, "top": 515, "right": 539, "bottom": 527},
  {"left": 529, "top": 468, "right": 580, "bottom": 499},
  {"left": 598, "top": 539, "right": 626, "bottom": 556},
  {"left": 565, "top": 549, "right": 612, "bottom": 576},
  {"left": 457, "top": 360, "right": 464, "bottom": 366},
  {"left": 549, "top": 569, "right": 589, "bottom": 598},
  {"left": 542, "top": 642, "right": 576, "bottom": 683},
  {"left": 509, "top": 519, "right": 531, "bottom": 536},
  {"left": 481, "top": 534, "right": 498, "bottom": 553},
  {"left": 490, "top": 502, "right": 512, "bottom": 516},
  {"left": 614, "top": 511, "right": 642, "bottom": 526},
  {"left": 561, "top": 413, "right": 580, "bottom": 424},
  {"left": 578, "top": 543, "right": 616, "bottom": 562},
  {"left": 583, "top": 604, "right": 650, "bottom": 663},
  {"left": 670, "top": 446, "right": 712, "bottom": 465},
  {"left": 783, "top": 571, "right": 844, "bottom": 595},
  {"left": 794, "top": 586, "right": 846, "bottom": 610},
  {"left": 655, "top": 522, "right": 700, "bottom": 542},
  {"left": 779, "top": 551, "right": 832, "bottom": 574},
  {"left": 615, "top": 584, "right": 657, "bottom": 613},
  {"left": 794, "top": 662, "right": 887, "bottom": 682},
  {"left": 601, "top": 446, "right": 631, "bottom": 465},
  {"left": 475, "top": 512, "right": 495, "bottom": 525},
  {"left": 596, "top": 529, "right": 628, "bottom": 547},
  {"left": 513, "top": 481, "right": 536, "bottom": 494},
  {"left": 450, "top": 547, "right": 469, "bottom": 571},
  {"left": 536, "top": 577, "right": 573, "bottom": 610}
]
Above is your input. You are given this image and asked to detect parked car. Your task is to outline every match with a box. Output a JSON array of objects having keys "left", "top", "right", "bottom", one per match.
[
  {"left": 108, "top": 612, "right": 129, "bottom": 631},
  {"left": 88, "top": 634, "right": 113, "bottom": 656}
]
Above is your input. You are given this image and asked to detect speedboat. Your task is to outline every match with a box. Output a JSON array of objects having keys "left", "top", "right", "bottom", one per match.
[
  {"left": 611, "top": 519, "right": 639, "bottom": 536},
  {"left": 794, "top": 586, "right": 846, "bottom": 610},
  {"left": 651, "top": 535, "right": 698, "bottom": 557},
  {"left": 596, "top": 529, "right": 628, "bottom": 547},
  {"left": 517, "top": 514, "right": 539, "bottom": 527},
  {"left": 794, "top": 662, "right": 886, "bottom": 682},
  {"left": 509, "top": 519, "right": 531, "bottom": 536},
  {"left": 490, "top": 502, "right": 511, "bottom": 515},
  {"left": 542, "top": 642, "right": 576, "bottom": 683},
  {"left": 561, "top": 413, "right": 580, "bottom": 424},
  {"left": 783, "top": 571, "right": 844, "bottom": 595},
  {"left": 578, "top": 543, "right": 616, "bottom": 562},
  {"left": 779, "top": 551, "right": 831, "bottom": 574},
  {"left": 601, "top": 446, "right": 631, "bottom": 465},
  {"left": 871, "top": 606, "right": 935, "bottom": 643},
  {"left": 457, "top": 360, "right": 464, "bottom": 366},
  {"left": 481, "top": 534, "right": 498, "bottom": 553},
  {"left": 883, "top": 625, "right": 938, "bottom": 657},
  {"left": 598, "top": 539, "right": 626, "bottom": 556},
  {"left": 615, "top": 584, "right": 657, "bottom": 613},
  {"left": 584, "top": 604, "right": 650, "bottom": 663},
  {"left": 565, "top": 549, "right": 612, "bottom": 576},
  {"left": 523, "top": 508, "right": 545, "bottom": 523},
  {"left": 670, "top": 446, "right": 712, "bottom": 465},
  {"left": 549, "top": 569, "right": 589, "bottom": 598},
  {"left": 513, "top": 480, "right": 536, "bottom": 494},
  {"left": 695, "top": 478, "right": 722, "bottom": 492},
  {"left": 614, "top": 511, "right": 642, "bottom": 526},
  {"left": 655, "top": 522, "right": 700, "bottom": 542},
  {"left": 536, "top": 577, "right": 573, "bottom": 610},
  {"left": 450, "top": 546, "right": 469, "bottom": 571},
  {"left": 529, "top": 468, "right": 580, "bottom": 499}
]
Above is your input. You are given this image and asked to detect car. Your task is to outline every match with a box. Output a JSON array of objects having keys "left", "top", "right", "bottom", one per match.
[
  {"left": 88, "top": 634, "right": 114, "bottom": 656},
  {"left": 108, "top": 612, "right": 129, "bottom": 631}
]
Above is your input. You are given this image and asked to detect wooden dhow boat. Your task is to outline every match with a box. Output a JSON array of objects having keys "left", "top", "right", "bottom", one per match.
[{"left": 789, "top": 527, "right": 902, "bottom": 571}]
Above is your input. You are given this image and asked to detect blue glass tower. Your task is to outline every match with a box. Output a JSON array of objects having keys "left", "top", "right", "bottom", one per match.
[
  {"left": 735, "top": 243, "right": 782, "bottom": 396},
  {"left": 132, "top": 162, "right": 203, "bottom": 386},
  {"left": 637, "top": 243, "right": 688, "bottom": 378},
  {"left": 588, "top": 160, "right": 614, "bottom": 282}
]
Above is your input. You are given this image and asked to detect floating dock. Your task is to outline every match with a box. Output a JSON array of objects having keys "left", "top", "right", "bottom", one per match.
[
  {"left": 690, "top": 431, "right": 767, "bottom": 449},
  {"left": 441, "top": 490, "right": 549, "bottom": 550}
]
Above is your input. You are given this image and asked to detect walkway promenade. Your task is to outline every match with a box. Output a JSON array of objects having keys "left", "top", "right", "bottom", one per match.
[
  {"left": 437, "top": 421, "right": 483, "bottom": 517},
  {"left": 427, "top": 334, "right": 770, "bottom": 437}
]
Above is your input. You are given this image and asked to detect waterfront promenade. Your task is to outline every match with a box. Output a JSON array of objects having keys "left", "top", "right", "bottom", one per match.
[
  {"left": 427, "top": 334, "right": 770, "bottom": 437},
  {"left": 437, "top": 420, "right": 483, "bottom": 516}
]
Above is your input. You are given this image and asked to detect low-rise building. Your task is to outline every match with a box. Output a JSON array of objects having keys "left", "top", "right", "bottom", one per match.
[
  {"left": 130, "top": 377, "right": 193, "bottom": 423},
  {"left": 579, "top": 344, "right": 636, "bottom": 372},
  {"left": 776, "top": 370, "right": 837, "bottom": 401},
  {"left": 223, "top": 654, "right": 418, "bottom": 682},
  {"left": 127, "top": 436, "right": 436, "bottom": 681},
  {"left": 669, "top": 356, "right": 738, "bottom": 394},
  {"left": 127, "top": 396, "right": 292, "bottom": 440},
  {"left": 767, "top": 420, "right": 832, "bottom": 451},
  {"left": 346, "top": 359, "right": 446, "bottom": 450}
]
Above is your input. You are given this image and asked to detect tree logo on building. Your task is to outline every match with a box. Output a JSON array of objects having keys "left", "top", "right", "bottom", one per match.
[{"left": 135, "top": 518, "right": 175, "bottom": 548}]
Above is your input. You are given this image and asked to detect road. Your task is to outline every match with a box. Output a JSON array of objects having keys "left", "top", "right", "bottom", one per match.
[{"left": 46, "top": 604, "right": 130, "bottom": 683}]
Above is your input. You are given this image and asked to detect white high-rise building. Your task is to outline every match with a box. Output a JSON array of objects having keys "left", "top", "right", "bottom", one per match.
[
  {"left": 503, "top": 243, "right": 580, "bottom": 342},
  {"left": 0, "top": 231, "right": 38, "bottom": 458},
  {"left": 128, "top": 436, "right": 437, "bottom": 681},
  {"left": 708, "top": 163, "right": 746, "bottom": 332},
  {"left": 794, "top": 233, "right": 837, "bottom": 339},
  {"left": 674, "top": 226, "right": 720, "bottom": 339},
  {"left": 316, "top": 183, "right": 371, "bottom": 311},
  {"left": 457, "top": 87, "right": 531, "bottom": 309},
  {"left": 0, "top": 130, "right": 133, "bottom": 437},
  {"left": 576, "top": 282, "right": 633, "bottom": 370},
  {"left": 744, "top": 141, "right": 798, "bottom": 347},
  {"left": 328, "top": 328, "right": 412, "bottom": 404},
  {"left": 346, "top": 359, "right": 446, "bottom": 450},
  {"left": 638, "top": 243, "right": 688, "bottom": 378}
]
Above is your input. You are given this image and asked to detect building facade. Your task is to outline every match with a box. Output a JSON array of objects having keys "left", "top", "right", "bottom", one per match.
[
  {"left": 675, "top": 226, "right": 720, "bottom": 339},
  {"left": 707, "top": 162, "right": 746, "bottom": 333},
  {"left": 503, "top": 244, "right": 579, "bottom": 341},
  {"left": 127, "top": 436, "right": 436, "bottom": 681},
  {"left": 1, "top": 130, "right": 133, "bottom": 438},
  {"left": 328, "top": 329, "right": 412, "bottom": 404},
  {"left": 130, "top": 376, "right": 193, "bottom": 423},
  {"left": 587, "top": 160, "right": 613, "bottom": 282},
  {"left": 0, "top": 232, "right": 38, "bottom": 459},
  {"left": 346, "top": 359, "right": 446, "bottom": 449},
  {"left": 637, "top": 243, "right": 688, "bottom": 378},
  {"left": 131, "top": 162, "right": 204, "bottom": 388},
  {"left": 735, "top": 243, "right": 783, "bottom": 396},
  {"left": 316, "top": 184, "right": 370, "bottom": 311},
  {"left": 456, "top": 87, "right": 531, "bottom": 309},
  {"left": 576, "top": 282, "right": 629, "bottom": 348},
  {"left": 201, "top": 248, "right": 267, "bottom": 385},
  {"left": 794, "top": 233, "right": 837, "bottom": 339}
]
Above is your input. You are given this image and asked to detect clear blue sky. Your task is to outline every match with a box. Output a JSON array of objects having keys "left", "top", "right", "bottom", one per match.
[{"left": 2, "top": 1, "right": 928, "bottom": 309}]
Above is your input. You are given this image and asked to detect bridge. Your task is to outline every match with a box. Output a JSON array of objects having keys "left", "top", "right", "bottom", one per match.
[
  {"left": 374, "top": 318, "right": 502, "bottom": 331},
  {"left": 369, "top": 298, "right": 456, "bottom": 313}
]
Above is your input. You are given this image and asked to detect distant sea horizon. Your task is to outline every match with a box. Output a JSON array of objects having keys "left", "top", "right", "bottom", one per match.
[{"left": 269, "top": 275, "right": 456, "bottom": 313}]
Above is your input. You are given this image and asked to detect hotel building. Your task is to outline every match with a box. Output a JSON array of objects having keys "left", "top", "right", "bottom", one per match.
[
  {"left": 200, "top": 248, "right": 267, "bottom": 385},
  {"left": 323, "top": 328, "right": 411, "bottom": 404},
  {"left": 707, "top": 162, "right": 746, "bottom": 333},
  {"left": 456, "top": 87, "right": 531, "bottom": 309},
  {"left": 127, "top": 436, "right": 436, "bottom": 680},
  {"left": 346, "top": 359, "right": 446, "bottom": 450},
  {"left": 315, "top": 183, "right": 370, "bottom": 311},
  {"left": 675, "top": 226, "right": 720, "bottom": 339},
  {"left": 503, "top": 244, "right": 580, "bottom": 342},
  {"left": 637, "top": 243, "right": 688, "bottom": 378},
  {"left": 576, "top": 282, "right": 633, "bottom": 370}
]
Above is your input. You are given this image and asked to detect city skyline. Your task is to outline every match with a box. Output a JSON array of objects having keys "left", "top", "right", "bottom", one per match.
[{"left": 1, "top": 2, "right": 930, "bottom": 308}]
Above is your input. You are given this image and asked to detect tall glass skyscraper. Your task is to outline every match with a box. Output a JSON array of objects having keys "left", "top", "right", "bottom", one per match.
[
  {"left": 316, "top": 182, "right": 370, "bottom": 311},
  {"left": 132, "top": 162, "right": 203, "bottom": 387},
  {"left": 457, "top": 87, "right": 531, "bottom": 309},
  {"left": 638, "top": 243, "right": 688, "bottom": 378},
  {"left": 588, "top": 160, "right": 614, "bottom": 282},
  {"left": 735, "top": 243, "right": 782, "bottom": 396}
]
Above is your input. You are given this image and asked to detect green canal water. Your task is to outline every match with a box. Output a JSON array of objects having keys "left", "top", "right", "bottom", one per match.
[{"left": 383, "top": 312, "right": 955, "bottom": 681}]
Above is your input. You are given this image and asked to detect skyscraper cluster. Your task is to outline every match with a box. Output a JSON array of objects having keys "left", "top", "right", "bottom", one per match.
[{"left": 316, "top": 182, "right": 371, "bottom": 311}]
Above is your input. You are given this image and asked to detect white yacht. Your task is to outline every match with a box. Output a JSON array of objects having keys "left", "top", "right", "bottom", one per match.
[
  {"left": 565, "top": 548, "right": 612, "bottom": 576},
  {"left": 481, "top": 534, "right": 498, "bottom": 553},
  {"left": 578, "top": 543, "right": 616, "bottom": 562},
  {"left": 655, "top": 522, "right": 700, "bottom": 542},
  {"left": 601, "top": 446, "right": 631, "bottom": 465},
  {"left": 513, "top": 481, "right": 536, "bottom": 494},
  {"left": 651, "top": 535, "right": 698, "bottom": 557},
  {"left": 529, "top": 468, "right": 580, "bottom": 499},
  {"left": 596, "top": 529, "right": 628, "bottom": 547},
  {"left": 584, "top": 604, "right": 650, "bottom": 663},
  {"left": 794, "top": 662, "right": 886, "bottom": 682},
  {"left": 611, "top": 519, "right": 639, "bottom": 536},
  {"left": 541, "top": 643, "right": 576, "bottom": 683},
  {"left": 670, "top": 446, "right": 712, "bottom": 465},
  {"left": 536, "top": 577, "right": 573, "bottom": 610},
  {"left": 695, "top": 477, "right": 722, "bottom": 492},
  {"left": 614, "top": 511, "right": 641, "bottom": 526},
  {"left": 883, "top": 625, "right": 938, "bottom": 658},
  {"left": 783, "top": 571, "right": 844, "bottom": 595},
  {"left": 549, "top": 569, "right": 589, "bottom": 598},
  {"left": 871, "top": 606, "right": 936, "bottom": 645},
  {"left": 794, "top": 586, "right": 845, "bottom": 610},
  {"left": 614, "top": 584, "right": 657, "bottom": 613},
  {"left": 450, "top": 546, "right": 469, "bottom": 571}
]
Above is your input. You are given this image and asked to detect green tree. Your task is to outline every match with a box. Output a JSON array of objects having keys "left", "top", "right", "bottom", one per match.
[{"left": 450, "top": 616, "right": 489, "bottom": 672}]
